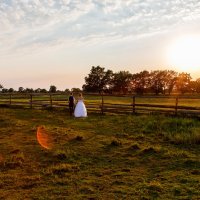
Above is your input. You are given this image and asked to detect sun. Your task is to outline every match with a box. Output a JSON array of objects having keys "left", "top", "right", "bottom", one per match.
[{"left": 167, "top": 35, "right": 200, "bottom": 72}]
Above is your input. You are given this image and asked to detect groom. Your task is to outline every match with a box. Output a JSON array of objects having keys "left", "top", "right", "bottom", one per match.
[{"left": 68, "top": 92, "right": 75, "bottom": 116}]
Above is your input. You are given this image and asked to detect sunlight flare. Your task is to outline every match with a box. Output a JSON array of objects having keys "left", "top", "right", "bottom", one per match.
[
  {"left": 167, "top": 35, "right": 200, "bottom": 71},
  {"left": 37, "top": 126, "right": 54, "bottom": 150}
]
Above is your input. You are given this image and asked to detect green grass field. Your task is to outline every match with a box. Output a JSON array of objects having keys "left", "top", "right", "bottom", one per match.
[
  {"left": 1, "top": 94, "right": 200, "bottom": 117},
  {"left": 0, "top": 107, "right": 199, "bottom": 199}
]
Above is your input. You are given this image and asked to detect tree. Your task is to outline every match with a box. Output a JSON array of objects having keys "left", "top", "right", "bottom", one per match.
[
  {"left": 190, "top": 78, "right": 200, "bottom": 93},
  {"left": 112, "top": 71, "right": 132, "bottom": 94},
  {"left": 175, "top": 73, "right": 191, "bottom": 94},
  {"left": 40, "top": 88, "right": 47, "bottom": 93},
  {"left": 8, "top": 88, "right": 14, "bottom": 93},
  {"left": 35, "top": 88, "right": 41, "bottom": 93},
  {"left": 18, "top": 87, "right": 24, "bottom": 93},
  {"left": 71, "top": 88, "right": 82, "bottom": 93},
  {"left": 83, "top": 66, "right": 113, "bottom": 93},
  {"left": 188, "top": 81, "right": 196, "bottom": 93},
  {"left": 195, "top": 78, "right": 200, "bottom": 93},
  {"left": 165, "top": 70, "right": 178, "bottom": 95},
  {"left": 131, "top": 70, "right": 150, "bottom": 94},
  {"left": 24, "top": 88, "right": 34, "bottom": 93},
  {"left": 148, "top": 70, "right": 178, "bottom": 95},
  {"left": 65, "top": 88, "right": 70, "bottom": 93},
  {"left": 0, "top": 84, "right": 3, "bottom": 92},
  {"left": 149, "top": 70, "right": 166, "bottom": 95},
  {"left": 2, "top": 88, "right": 8, "bottom": 93},
  {"left": 101, "top": 69, "right": 114, "bottom": 93},
  {"left": 49, "top": 85, "right": 57, "bottom": 93}
]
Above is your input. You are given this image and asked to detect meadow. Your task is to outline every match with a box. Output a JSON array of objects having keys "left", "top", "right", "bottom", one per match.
[
  {"left": 1, "top": 93, "right": 200, "bottom": 116},
  {"left": 0, "top": 106, "right": 200, "bottom": 199}
]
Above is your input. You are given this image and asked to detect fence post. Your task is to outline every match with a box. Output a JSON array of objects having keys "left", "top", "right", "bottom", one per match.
[
  {"left": 50, "top": 94, "right": 53, "bottom": 107},
  {"left": 9, "top": 94, "right": 12, "bottom": 105},
  {"left": 101, "top": 93, "right": 104, "bottom": 114},
  {"left": 132, "top": 95, "right": 135, "bottom": 114},
  {"left": 175, "top": 97, "right": 178, "bottom": 115},
  {"left": 30, "top": 94, "right": 32, "bottom": 109}
]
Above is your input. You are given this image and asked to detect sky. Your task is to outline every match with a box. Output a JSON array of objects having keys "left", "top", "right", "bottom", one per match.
[{"left": 1, "top": 0, "right": 200, "bottom": 90}]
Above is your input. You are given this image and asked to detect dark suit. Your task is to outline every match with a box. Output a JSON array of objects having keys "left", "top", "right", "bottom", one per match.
[{"left": 69, "top": 95, "right": 75, "bottom": 116}]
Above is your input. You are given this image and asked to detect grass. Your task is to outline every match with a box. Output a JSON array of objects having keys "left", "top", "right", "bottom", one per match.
[
  {"left": 0, "top": 107, "right": 199, "bottom": 199},
  {"left": 1, "top": 93, "right": 200, "bottom": 106}
]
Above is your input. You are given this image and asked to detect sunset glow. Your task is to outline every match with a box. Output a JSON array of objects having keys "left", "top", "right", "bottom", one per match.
[
  {"left": 0, "top": 0, "right": 200, "bottom": 89},
  {"left": 167, "top": 36, "right": 200, "bottom": 72}
]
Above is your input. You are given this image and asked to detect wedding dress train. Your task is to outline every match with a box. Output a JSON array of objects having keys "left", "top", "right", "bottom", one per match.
[{"left": 74, "top": 100, "right": 87, "bottom": 117}]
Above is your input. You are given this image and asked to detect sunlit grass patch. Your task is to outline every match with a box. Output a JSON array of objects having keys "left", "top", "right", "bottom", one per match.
[
  {"left": 46, "top": 163, "right": 79, "bottom": 175},
  {"left": 160, "top": 117, "right": 197, "bottom": 133},
  {"left": 163, "top": 131, "right": 200, "bottom": 145},
  {"left": 145, "top": 180, "right": 163, "bottom": 198},
  {"left": 139, "top": 145, "right": 162, "bottom": 156},
  {"left": 164, "top": 149, "right": 190, "bottom": 158},
  {"left": 4, "top": 151, "right": 25, "bottom": 169}
]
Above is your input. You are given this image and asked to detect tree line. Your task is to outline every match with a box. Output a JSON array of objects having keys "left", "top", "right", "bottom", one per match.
[
  {"left": 82, "top": 66, "right": 200, "bottom": 95},
  {"left": 0, "top": 84, "right": 81, "bottom": 94},
  {"left": 1, "top": 66, "right": 200, "bottom": 95}
]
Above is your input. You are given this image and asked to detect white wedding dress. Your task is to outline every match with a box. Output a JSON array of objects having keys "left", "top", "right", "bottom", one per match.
[{"left": 74, "top": 99, "right": 87, "bottom": 117}]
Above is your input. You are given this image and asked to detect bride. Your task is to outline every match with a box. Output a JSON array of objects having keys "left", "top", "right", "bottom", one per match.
[{"left": 74, "top": 93, "right": 87, "bottom": 117}]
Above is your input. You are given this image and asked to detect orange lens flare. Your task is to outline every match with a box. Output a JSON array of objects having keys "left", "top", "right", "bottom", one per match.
[{"left": 37, "top": 126, "right": 54, "bottom": 150}]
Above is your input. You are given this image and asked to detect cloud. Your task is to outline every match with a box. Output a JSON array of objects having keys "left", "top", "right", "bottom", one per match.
[{"left": 0, "top": 0, "right": 200, "bottom": 56}]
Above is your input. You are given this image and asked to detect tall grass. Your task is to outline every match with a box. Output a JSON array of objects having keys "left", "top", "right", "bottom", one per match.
[{"left": 0, "top": 108, "right": 199, "bottom": 199}]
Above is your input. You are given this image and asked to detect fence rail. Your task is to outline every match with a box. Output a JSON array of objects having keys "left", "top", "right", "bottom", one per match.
[{"left": 0, "top": 93, "right": 200, "bottom": 116}]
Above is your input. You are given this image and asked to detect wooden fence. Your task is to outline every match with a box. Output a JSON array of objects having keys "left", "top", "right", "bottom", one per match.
[{"left": 0, "top": 93, "right": 200, "bottom": 116}]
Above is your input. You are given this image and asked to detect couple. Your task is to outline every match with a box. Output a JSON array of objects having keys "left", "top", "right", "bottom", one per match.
[{"left": 69, "top": 93, "right": 87, "bottom": 117}]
